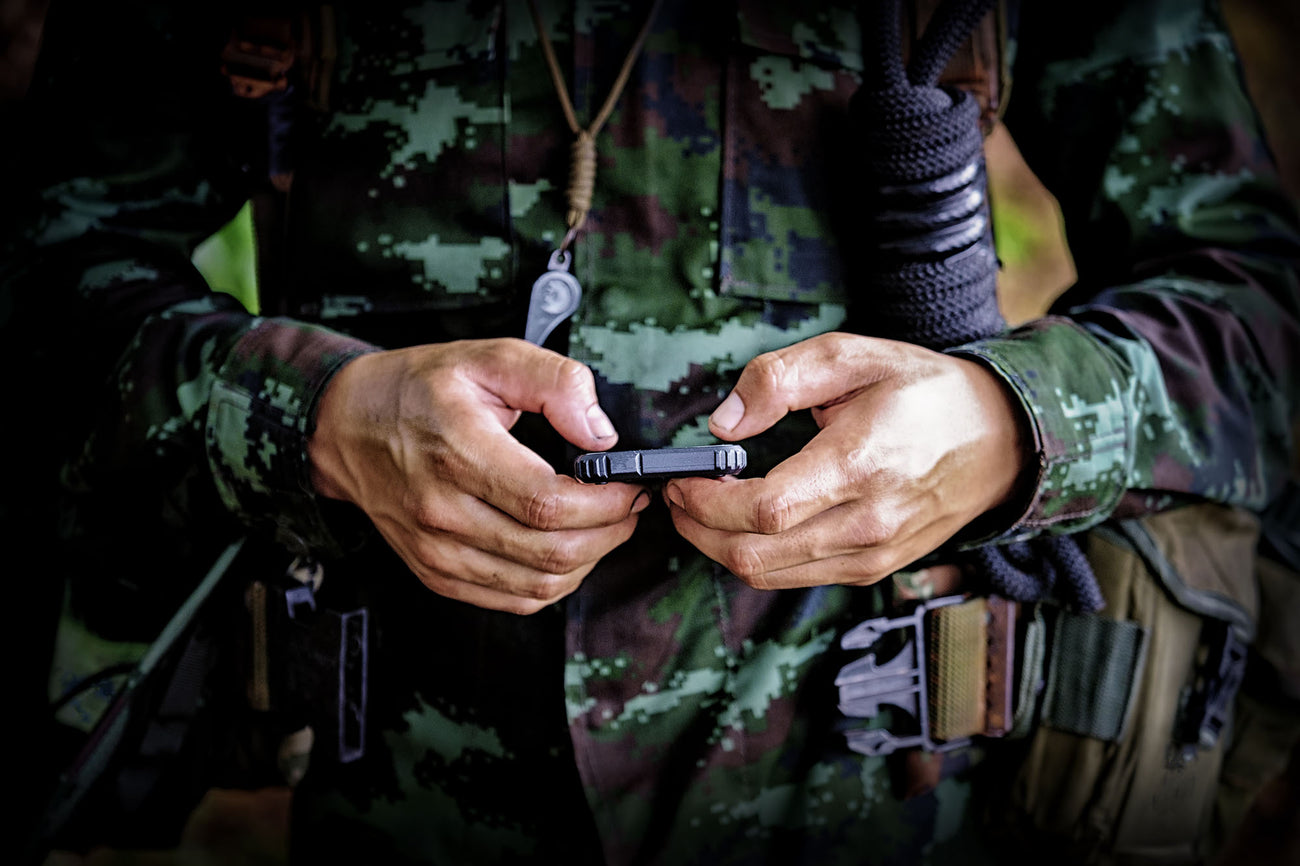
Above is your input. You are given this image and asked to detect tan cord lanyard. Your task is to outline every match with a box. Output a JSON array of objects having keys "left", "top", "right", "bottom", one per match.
[
  {"left": 526, "top": 0, "right": 663, "bottom": 252},
  {"left": 521, "top": 0, "right": 663, "bottom": 347}
]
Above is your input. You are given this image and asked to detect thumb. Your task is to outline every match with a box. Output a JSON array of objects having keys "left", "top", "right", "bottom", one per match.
[
  {"left": 709, "top": 333, "right": 897, "bottom": 440},
  {"left": 473, "top": 339, "right": 619, "bottom": 451}
]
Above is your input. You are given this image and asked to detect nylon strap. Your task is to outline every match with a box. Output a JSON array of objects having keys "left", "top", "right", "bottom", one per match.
[
  {"left": 923, "top": 600, "right": 1151, "bottom": 745},
  {"left": 1041, "top": 611, "right": 1149, "bottom": 741}
]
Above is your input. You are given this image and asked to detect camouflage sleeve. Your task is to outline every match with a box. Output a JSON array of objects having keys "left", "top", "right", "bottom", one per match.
[
  {"left": 950, "top": 0, "right": 1300, "bottom": 542},
  {"left": 206, "top": 318, "right": 377, "bottom": 553},
  {"left": 3, "top": 0, "right": 377, "bottom": 556}
]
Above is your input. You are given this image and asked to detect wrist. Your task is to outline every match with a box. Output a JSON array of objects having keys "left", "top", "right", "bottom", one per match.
[
  {"left": 946, "top": 317, "right": 1130, "bottom": 538},
  {"left": 307, "top": 351, "right": 373, "bottom": 503},
  {"left": 950, "top": 353, "right": 1043, "bottom": 541}
]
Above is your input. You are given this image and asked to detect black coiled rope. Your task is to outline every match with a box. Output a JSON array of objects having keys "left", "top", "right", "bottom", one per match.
[{"left": 853, "top": 0, "right": 1104, "bottom": 613}]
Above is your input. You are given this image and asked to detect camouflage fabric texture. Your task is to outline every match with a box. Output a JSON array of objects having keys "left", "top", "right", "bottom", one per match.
[{"left": 3, "top": 0, "right": 1297, "bottom": 863}]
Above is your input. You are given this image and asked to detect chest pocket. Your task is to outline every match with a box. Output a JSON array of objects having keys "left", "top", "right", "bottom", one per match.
[
  {"left": 289, "top": 1, "right": 518, "bottom": 324},
  {"left": 718, "top": 0, "right": 865, "bottom": 306}
]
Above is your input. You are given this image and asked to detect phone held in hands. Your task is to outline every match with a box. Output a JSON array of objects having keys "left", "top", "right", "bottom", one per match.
[{"left": 573, "top": 444, "right": 747, "bottom": 484}]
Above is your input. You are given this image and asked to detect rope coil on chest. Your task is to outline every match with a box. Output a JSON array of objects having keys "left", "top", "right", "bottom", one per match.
[
  {"left": 854, "top": 0, "right": 1003, "bottom": 350},
  {"left": 854, "top": 0, "right": 1104, "bottom": 612}
]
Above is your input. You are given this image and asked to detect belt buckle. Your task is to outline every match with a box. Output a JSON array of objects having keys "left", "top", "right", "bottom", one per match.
[{"left": 836, "top": 594, "right": 974, "bottom": 757}]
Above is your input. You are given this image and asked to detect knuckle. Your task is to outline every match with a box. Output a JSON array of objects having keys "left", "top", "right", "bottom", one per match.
[
  {"left": 845, "top": 549, "right": 898, "bottom": 585},
  {"left": 555, "top": 357, "right": 595, "bottom": 394},
  {"left": 406, "top": 494, "right": 447, "bottom": 533},
  {"left": 535, "top": 535, "right": 585, "bottom": 575},
  {"left": 751, "top": 489, "right": 796, "bottom": 535},
  {"left": 524, "top": 489, "right": 566, "bottom": 531},
  {"left": 553, "top": 353, "right": 598, "bottom": 397},
  {"left": 409, "top": 537, "right": 441, "bottom": 571},
  {"left": 747, "top": 350, "right": 789, "bottom": 393},
  {"left": 520, "top": 571, "right": 575, "bottom": 603},
  {"left": 501, "top": 595, "right": 551, "bottom": 616},
  {"left": 823, "top": 331, "right": 855, "bottom": 358},
  {"left": 413, "top": 566, "right": 455, "bottom": 598},
  {"left": 850, "top": 509, "right": 900, "bottom": 550},
  {"left": 721, "top": 542, "right": 767, "bottom": 583}
]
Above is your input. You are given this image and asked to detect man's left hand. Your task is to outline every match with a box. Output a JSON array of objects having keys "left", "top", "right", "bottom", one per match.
[{"left": 664, "top": 332, "right": 1031, "bottom": 589}]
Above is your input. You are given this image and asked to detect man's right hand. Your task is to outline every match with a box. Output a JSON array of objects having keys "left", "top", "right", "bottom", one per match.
[{"left": 308, "top": 338, "right": 648, "bottom": 614}]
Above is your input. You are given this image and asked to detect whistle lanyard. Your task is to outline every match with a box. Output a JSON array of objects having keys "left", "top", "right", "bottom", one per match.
[{"left": 522, "top": 0, "right": 664, "bottom": 347}]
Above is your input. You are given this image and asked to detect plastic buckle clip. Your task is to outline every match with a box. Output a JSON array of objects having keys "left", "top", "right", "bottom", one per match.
[
  {"left": 283, "top": 584, "right": 316, "bottom": 619},
  {"left": 836, "top": 594, "right": 972, "bottom": 757}
]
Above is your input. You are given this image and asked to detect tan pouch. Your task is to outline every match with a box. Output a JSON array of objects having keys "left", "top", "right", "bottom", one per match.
[{"left": 1000, "top": 503, "right": 1263, "bottom": 864}]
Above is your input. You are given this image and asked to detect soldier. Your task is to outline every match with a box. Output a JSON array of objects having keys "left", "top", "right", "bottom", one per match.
[{"left": 5, "top": 0, "right": 1298, "bottom": 864}]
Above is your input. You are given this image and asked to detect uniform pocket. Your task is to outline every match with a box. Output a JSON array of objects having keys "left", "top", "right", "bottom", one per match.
[
  {"left": 718, "top": 0, "right": 864, "bottom": 306},
  {"left": 292, "top": 1, "right": 517, "bottom": 320}
]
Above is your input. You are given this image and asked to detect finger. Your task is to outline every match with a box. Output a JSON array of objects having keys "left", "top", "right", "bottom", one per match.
[
  {"left": 465, "top": 338, "right": 621, "bottom": 451},
  {"left": 664, "top": 423, "right": 864, "bottom": 534},
  {"left": 462, "top": 445, "right": 649, "bottom": 531},
  {"left": 715, "top": 551, "right": 900, "bottom": 591},
  {"left": 422, "top": 399, "right": 648, "bottom": 530},
  {"left": 708, "top": 333, "right": 904, "bottom": 441},
  {"left": 416, "top": 487, "right": 646, "bottom": 573},
  {"left": 893, "top": 564, "right": 966, "bottom": 601},
  {"left": 420, "top": 564, "right": 583, "bottom": 615},
  {"left": 667, "top": 493, "right": 891, "bottom": 579},
  {"left": 419, "top": 547, "right": 588, "bottom": 611},
  {"left": 376, "top": 516, "right": 599, "bottom": 614},
  {"left": 669, "top": 501, "right": 970, "bottom": 590}
]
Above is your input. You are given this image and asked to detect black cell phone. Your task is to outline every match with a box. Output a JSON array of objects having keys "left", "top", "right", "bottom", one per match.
[{"left": 573, "top": 444, "right": 747, "bottom": 484}]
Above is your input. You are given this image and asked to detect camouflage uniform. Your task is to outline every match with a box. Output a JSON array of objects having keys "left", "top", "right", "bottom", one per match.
[{"left": 4, "top": 0, "right": 1297, "bottom": 864}]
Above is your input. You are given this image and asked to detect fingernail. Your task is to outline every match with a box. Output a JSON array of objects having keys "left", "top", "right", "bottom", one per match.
[
  {"left": 711, "top": 391, "right": 745, "bottom": 432},
  {"left": 664, "top": 483, "right": 684, "bottom": 510},
  {"left": 631, "top": 490, "right": 651, "bottom": 514},
  {"left": 587, "top": 404, "right": 616, "bottom": 439}
]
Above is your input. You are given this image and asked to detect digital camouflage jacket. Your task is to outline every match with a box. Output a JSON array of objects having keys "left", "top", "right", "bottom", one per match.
[{"left": 4, "top": 0, "right": 1298, "bottom": 864}]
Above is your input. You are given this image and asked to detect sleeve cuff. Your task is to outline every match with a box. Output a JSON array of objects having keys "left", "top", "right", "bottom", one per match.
[
  {"left": 206, "top": 317, "right": 379, "bottom": 556},
  {"left": 946, "top": 316, "right": 1133, "bottom": 544}
]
